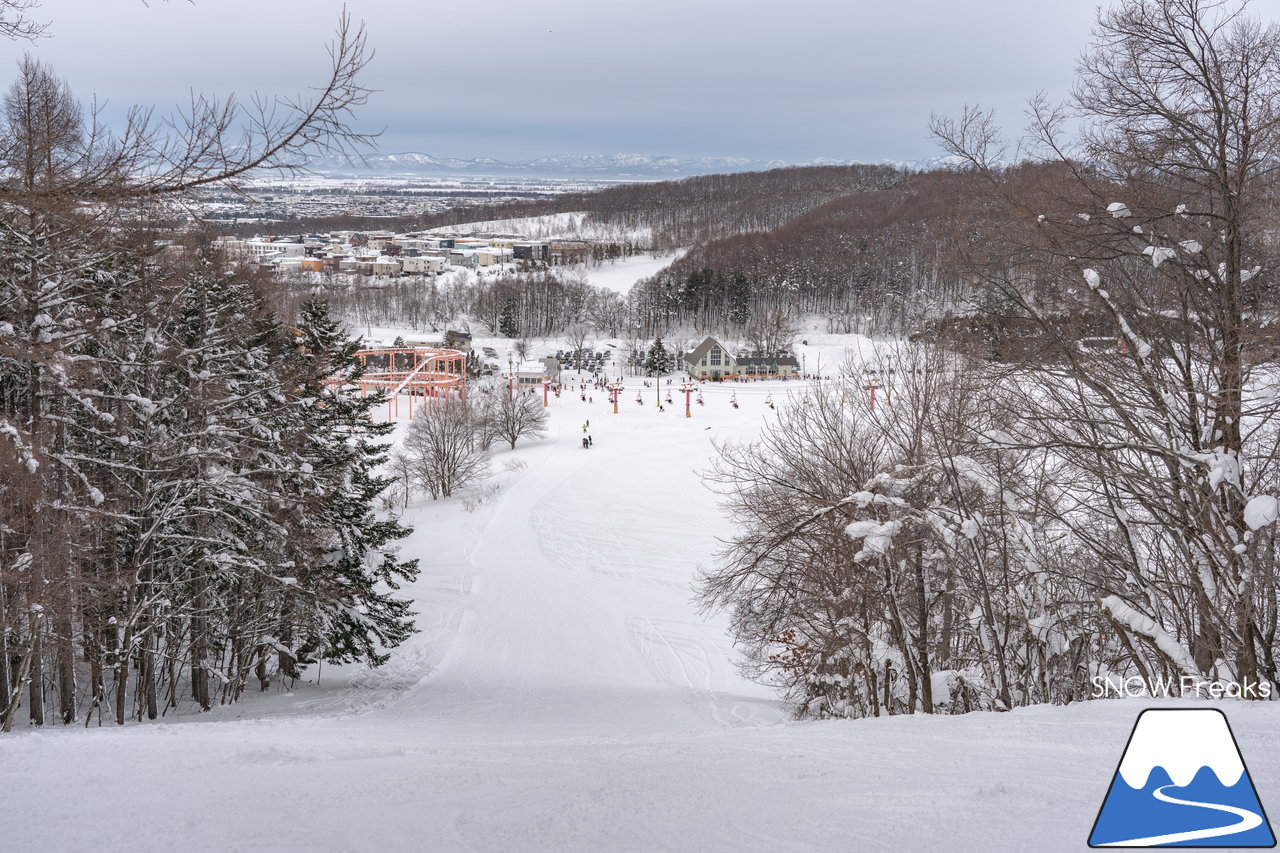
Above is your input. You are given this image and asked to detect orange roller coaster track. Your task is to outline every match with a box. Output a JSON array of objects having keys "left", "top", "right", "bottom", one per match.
[{"left": 348, "top": 347, "right": 468, "bottom": 419}]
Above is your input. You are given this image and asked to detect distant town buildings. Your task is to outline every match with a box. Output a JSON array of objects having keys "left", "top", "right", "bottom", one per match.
[{"left": 213, "top": 230, "right": 598, "bottom": 280}]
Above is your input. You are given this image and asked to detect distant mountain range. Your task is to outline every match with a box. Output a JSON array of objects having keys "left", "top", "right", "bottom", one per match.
[{"left": 303, "top": 151, "right": 870, "bottom": 179}]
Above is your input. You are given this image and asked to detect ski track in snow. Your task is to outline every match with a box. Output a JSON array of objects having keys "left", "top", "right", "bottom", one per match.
[
  {"left": 1101, "top": 784, "right": 1264, "bottom": 846},
  {"left": 5, "top": 357, "right": 1280, "bottom": 852},
  {"left": 390, "top": 401, "right": 783, "bottom": 736}
]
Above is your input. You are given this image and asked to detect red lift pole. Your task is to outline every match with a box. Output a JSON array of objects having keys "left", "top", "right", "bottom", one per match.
[{"left": 681, "top": 383, "right": 694, "bottom": 418}]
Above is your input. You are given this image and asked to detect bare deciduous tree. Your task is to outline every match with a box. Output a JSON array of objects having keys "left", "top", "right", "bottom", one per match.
[
  {"left": 401, "top": 398, "right": 489, "bottom": 500},
  {"left": 744, "top": 305, "right": 798, "bottom": 356},
  {"left": 480, "top": 389, "right": 549, "bottom": 451},
  {"left": 588, "top": 292, "right": 627, "bottom": 338},
  {"left": 564, "top": 323, "right": 593, "bottom": 356},
  {"left": 697, "top": 345, "right": 1094, "bottom": 718},
  {"left": 932, "top": 0, "right": 1280, "bottom": 692},
  {"left": 0, "top": 0, "right": 46, "bottom": 42},
  {"left": 0, "top": 11, "right": 377, "bottom": 204}
]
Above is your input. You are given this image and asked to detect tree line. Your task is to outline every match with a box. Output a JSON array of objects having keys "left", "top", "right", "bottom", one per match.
[
  {"left": 274, "top": 268, "right": 632, "bottom": 342},
  {"left": 0, "top": 13, "right": 420, "bottom": 727},
  {"left": 699, "top": 0, "right": 1280, "bottom": 717}
]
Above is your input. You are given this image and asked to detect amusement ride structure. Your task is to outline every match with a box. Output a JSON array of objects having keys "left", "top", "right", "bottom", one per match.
[{"left": 348, "top": 346, "right": 468, "bottom": 418}]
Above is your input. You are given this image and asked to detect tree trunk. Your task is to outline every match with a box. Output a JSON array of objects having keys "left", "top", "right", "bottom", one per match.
[
  {"left": 142, "top": 635, "right": 158, "bottom": 721},
  {"left": 1, "top": 633, "right": 36, "bottom": 732},
  {"left": 27, "top": 624, "right": 43, "bottom": 726},
  {"left": 914, "top": 545, "right": 933, "bottom": 714},
  {"left": 55, "top": 601, "right": 75, "bottom": 725},
  {"left": 191, "top": 592, "right": 210, "bottom": 712}
]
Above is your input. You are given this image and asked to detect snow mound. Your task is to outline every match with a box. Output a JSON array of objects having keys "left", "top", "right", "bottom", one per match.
[
  {"left": 1244, "top": 495, "right": 1279, "bottom": 531},
  {"left": 845, "top": 519, "right": 901, "bottom": 557},
  {"left": 1143, "top": 246, "right": 1175, "bottom": 268}
]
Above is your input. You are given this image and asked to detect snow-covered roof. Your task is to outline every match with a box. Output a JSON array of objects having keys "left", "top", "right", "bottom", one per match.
[
  {"left": 515, "top": 359, "right": 555, "bottom": 375},
  {"left": 685, "top": 336, "right": 731, "bottom": 364}
]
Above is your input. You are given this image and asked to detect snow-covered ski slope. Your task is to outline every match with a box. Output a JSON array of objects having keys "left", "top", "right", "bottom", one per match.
[
  {"left": 6, "top": 348, "right": 1280, "bottom": 852},
  {"left": 433, "top": 211, "right": 653, "bottom": 244}
]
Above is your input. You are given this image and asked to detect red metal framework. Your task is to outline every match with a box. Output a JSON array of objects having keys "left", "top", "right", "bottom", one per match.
[{"left": 349, "top": 346, "right": 467, "bottom": 419}]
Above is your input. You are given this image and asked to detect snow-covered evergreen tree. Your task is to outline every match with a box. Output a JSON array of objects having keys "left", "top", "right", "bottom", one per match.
[
  {"left": 644, "top": 338, "right": 673, "bottom": 376},
  {"left": 281, "top": 297, "right": 419, "bottom": 670}
]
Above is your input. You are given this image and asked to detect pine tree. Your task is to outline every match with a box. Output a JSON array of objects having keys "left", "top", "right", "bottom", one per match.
[
  {"left": 150, "top": 240, "right": 288, "bottom": 713},
  {"left": 644, "top": 337, "right": 673, "bottom": 376},
  {"left": 281, "top": 297, "right": 419, "bottom": 669},
  {"left": 498, "top": 298, "right": 519, "bottom": 338}
]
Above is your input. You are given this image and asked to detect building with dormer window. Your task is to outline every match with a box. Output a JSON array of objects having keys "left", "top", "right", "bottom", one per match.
[{"left": 683, "top": 336, "right": 799, "bottom": 380}]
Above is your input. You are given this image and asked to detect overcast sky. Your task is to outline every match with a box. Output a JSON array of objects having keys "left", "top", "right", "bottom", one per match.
[{"left": 12, "top": 0, "right": 1280, "bottom": 164}]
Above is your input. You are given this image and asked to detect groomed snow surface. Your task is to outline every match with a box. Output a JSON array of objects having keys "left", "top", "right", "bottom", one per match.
[
  {"left": 6, "top": 343, "right": 1280, "bottom": 852},
  {"left": 423, "top": 250, "right": 686, "bottom": 300}
]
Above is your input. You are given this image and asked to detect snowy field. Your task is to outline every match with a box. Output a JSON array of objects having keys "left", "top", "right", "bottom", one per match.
[
  {"left": 7, "top": 345, "right": 1280, "bottom": 852},
  {"left": 347, "top": 250, "right": 685, "bottom": 314},
  {"left": 434, "top": 210, "right": 653, "bottom": 244},
  {"left": 574, "top": 250, "right": 686, "bottom": 295}
]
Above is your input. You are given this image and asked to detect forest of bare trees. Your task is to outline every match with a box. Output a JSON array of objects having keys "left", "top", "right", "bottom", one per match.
[
  {"left": 273, "top": 266, "right": 631, "bottom": 343},
  {"left": 698, "top": 346, "right": 1097, "bottom": 716},
  {"left": 698, "top": 0, "right": 1280, "bottom": 717}
]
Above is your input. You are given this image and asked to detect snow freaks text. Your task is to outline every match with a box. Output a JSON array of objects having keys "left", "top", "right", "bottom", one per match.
[{"left": 1091, "top": 677, "right": 1273, "bottom": 700}]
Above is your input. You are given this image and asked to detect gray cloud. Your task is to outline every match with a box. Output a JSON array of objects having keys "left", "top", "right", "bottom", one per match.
[{"left": 15, "top": 0, "right": 1280, "bottom": 163}]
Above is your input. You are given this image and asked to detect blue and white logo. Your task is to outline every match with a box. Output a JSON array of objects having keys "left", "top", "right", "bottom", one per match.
[{"left": 1089, "top": 708, "right": 1275, "bottom": 847}]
